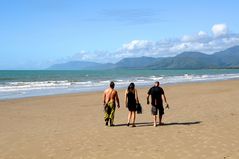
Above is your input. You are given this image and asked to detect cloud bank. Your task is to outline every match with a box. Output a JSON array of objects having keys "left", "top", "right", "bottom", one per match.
[{"left": 71, "top": 24, "right": 239, "bottom": 63}]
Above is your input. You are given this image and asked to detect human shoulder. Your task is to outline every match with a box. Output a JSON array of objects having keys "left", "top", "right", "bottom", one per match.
[
  {"left": 148, "top": 86, "right": 154, "bottom": 94},
  {"left": 150, "top": 86, "right": 156, "bottom": 90},
  {"left": 159, "top": 86, "right": 165, "bottom": 93},
  {"left": 104, "top": 88, "right": 109, "bottom": 93},
  {"left": 113, "top": 89, "right": 117, "bottom": 94}
]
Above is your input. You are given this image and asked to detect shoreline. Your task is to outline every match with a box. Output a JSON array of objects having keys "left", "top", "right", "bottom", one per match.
[
  {"left": 1, "top": 78, "right": 239, "bottom": 101},
  {"left": 1, "top": 69, "right": 239, "bottom": 100}
]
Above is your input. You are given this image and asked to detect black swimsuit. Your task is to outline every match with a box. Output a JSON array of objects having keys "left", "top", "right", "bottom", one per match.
[{"left": 127, "top": 91, "right": 136, "bottom": 111}]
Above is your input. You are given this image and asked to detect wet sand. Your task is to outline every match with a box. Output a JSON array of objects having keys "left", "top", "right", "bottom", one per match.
[{"left": 0, "top": 80, "right": 239, "bottom": 159}]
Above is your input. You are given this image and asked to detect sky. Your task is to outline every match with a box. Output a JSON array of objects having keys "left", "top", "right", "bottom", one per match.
[{"left": 0, "top": 0, "right": 239, "bottom": 69}]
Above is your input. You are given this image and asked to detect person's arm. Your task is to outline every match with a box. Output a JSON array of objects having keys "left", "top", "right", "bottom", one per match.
[
  {"left": 116, "top": 91, "right": 120, "bottom": 108},
  {"left": 162, "top": 94, "right": 169, "bottom": 109},
  {"left": 103, "top": 90, "right": 106, "bottom": 106},
  {"left": 135, "top": 89, "right": 139, "bottom": 103},
  {"left": 124, "top": 90, "right": 128, "bottom": 108},
  {"left": 147, "top": 88, "right": 151, "bottom": 105},
  {"left": 163, "top": 94, "right": 167, "bottom": 103},
  {"left": 147, "top": 94, "right": 150, "bottom": 105}
]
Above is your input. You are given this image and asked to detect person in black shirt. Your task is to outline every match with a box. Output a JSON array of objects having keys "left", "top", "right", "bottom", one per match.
[{"left": 147, "top": 81, "right": 169, "bottom": 127}]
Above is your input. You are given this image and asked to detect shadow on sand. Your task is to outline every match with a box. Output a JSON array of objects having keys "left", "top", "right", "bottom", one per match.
[{"left": 114, "top": 121, "right": 202, "bottom": 127}]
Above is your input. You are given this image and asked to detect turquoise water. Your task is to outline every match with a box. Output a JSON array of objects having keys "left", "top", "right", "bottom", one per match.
[{"left": 1, "top": 69, "right": 239, "bottom": 99}]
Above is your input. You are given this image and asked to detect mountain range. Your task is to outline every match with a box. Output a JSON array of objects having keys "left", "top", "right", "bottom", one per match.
[{"left": 48, "top": 45, "right": 239, "bottom": 70}]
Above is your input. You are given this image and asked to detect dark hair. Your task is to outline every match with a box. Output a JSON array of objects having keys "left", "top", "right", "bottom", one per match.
[
  {"left": 110, "top": 81, "right": 115, "bottom": 89},
  {"left": 155, "top": 81, "right": 159, "bottom": 86},
  {"left": 128, "top": 82, "right": 135, "bottom": 91}
]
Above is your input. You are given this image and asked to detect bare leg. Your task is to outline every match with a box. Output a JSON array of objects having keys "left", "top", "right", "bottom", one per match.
[
  {"left": 153, "top": 115, "right": 157, "bottom": 127},
  {"left": 159, "top": 115, "right": 163, "bottom": 125},
  {"left": 127, "top": 111, "right": 132, "bottom": 126},
  {"left": 132, "top": 111, "right": 136, "bottom": 127}
]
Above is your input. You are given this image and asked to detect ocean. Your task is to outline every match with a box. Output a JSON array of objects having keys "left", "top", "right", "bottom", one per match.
[{"left": 1, "top": 69, "right": 239, "bottom": 100}]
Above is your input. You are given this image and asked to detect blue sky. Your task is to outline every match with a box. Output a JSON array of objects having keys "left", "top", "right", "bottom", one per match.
[{"left": 0, "top": 0, "right": 239, "bottom": 69}]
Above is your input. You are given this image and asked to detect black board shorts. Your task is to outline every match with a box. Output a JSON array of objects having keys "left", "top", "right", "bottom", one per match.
[{"left": 151, "top": 105, "right": 164, "bottom": 115}]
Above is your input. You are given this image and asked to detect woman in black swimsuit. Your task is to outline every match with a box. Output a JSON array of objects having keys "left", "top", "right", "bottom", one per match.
[{"left": 125, "top": 83, "right": 139, "bottom": 127}]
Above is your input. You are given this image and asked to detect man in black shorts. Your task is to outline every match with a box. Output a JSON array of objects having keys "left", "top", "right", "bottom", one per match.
[{"left": 147, "top": 81, "right": 169, "bottom": 127}]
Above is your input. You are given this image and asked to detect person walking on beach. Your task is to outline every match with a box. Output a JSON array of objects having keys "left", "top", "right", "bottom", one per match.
[
  {"left": 103, "top": 81, "right": 120, "bottom": 126},
  {"left": 124, "top": 83, "right": 139, "bottom": 127},
  {"left": 147, "top": 81, "right": 169, "bottom": 127}
]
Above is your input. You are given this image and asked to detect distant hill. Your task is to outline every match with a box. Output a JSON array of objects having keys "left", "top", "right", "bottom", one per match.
[
  {"left": 147, "top": 46, "right": 239, "bottom": 69},
  {"left": 148, "top": 52, "right": 220, "bottom": 69},
  {"left": 115, "top": 56, "right": 159, "bottom": 68},
  {"left": 213, "top": 46, "right": 239, "bottom": 67},
  {"left": 48, "top": 61, "right": 114, "bottom": 70},
  {"left": 48, "top": 45, "right": 239, "bottom": 70}
]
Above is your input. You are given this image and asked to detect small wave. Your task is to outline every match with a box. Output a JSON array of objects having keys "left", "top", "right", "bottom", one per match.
[
  {"left": 99, "top": 80, "right": 111, "bottom": 84},
  {"left": 1, "top": 73, "right": 239, "bottom": 99},
  {"left": 149, "top": 76, "right": 163, "bottom": 81},
  {"left": 0, "top": 80, "right": 71, "bottom": 92}
]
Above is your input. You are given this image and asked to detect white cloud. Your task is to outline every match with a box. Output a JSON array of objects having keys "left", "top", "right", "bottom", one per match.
[
  {"left": 122, "top": 40, "right": 153, "bottom": 50},
  {"left": 181, "top": 35, "right": 194, "bottom": 42},
  {"left": 212, "top": 24, "right": 228, "bottom": 37},
  {"left": 68, "top": 24, "right": 239, "bottom": 63},
  {"left": 68, "top": 50, "right": 117, "bottom": 63},
  {"left": 198, "top": 31, "right": 207, "bottom": 37}
]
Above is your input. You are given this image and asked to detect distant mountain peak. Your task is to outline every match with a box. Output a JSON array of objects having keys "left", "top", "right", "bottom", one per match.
[
  {"left": 176, "top": 51, "right": 209, "bottom": 58},
  {"left": 48, "top": 45, "right": 239, "bottom": 70},
  {"left": 48, "top": 60, "right": 114, "bottom": 70}
]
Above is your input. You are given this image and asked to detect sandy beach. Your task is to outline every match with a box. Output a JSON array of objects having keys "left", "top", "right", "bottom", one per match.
[{"left": 0, "top": 80, "right": 239, "bottom": 159}]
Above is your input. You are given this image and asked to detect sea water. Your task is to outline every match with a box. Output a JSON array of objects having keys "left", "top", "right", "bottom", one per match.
[{"left": 1, "top": 69, "right": 239, "bottom": 100}]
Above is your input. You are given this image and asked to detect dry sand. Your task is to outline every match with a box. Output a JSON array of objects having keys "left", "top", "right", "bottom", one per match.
[{"left": 0, "top": 80, "right": 239, "bottom": 159}]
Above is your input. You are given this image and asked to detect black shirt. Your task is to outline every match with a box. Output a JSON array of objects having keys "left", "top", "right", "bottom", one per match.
[{"left": 148, "top": 86, "right": 164, "bottom": 106}]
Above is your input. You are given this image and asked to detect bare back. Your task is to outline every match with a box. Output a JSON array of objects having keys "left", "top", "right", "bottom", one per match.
[{"left": 104, "top": 88, "right": 117, "bottom": 102}]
